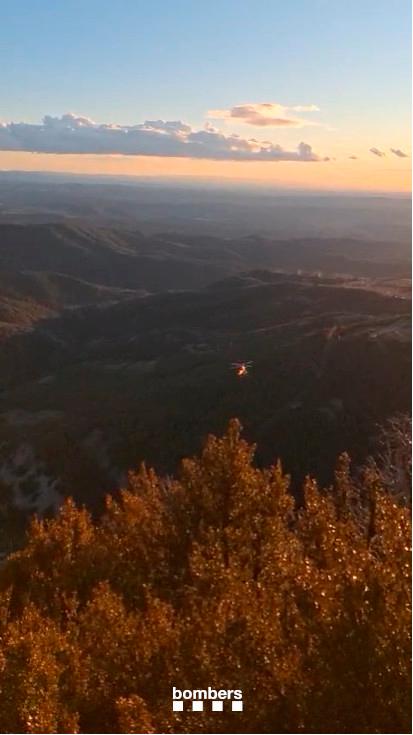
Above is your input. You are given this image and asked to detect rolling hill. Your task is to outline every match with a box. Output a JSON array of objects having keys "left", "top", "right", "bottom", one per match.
[{"left": 0, "top": 268, "right": 409, "bottom": 522}]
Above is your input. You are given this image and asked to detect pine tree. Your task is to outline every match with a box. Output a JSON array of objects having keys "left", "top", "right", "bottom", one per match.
[{"left": 0, "top": 421, "right": 410, "bottom": 733}]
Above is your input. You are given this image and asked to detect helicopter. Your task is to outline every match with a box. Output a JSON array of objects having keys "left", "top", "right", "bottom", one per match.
[{"left": 231, "top": 361, "right": 253, "bottom": 378}]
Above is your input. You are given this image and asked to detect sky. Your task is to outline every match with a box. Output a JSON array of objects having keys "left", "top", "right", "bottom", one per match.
[{"left": 0, "top": 0, "right": 411, "bottom": 191}]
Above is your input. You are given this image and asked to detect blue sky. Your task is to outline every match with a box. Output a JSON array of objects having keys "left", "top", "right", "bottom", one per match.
[{"left": 0, "top": 0, "right": 411, "bottom": 189}]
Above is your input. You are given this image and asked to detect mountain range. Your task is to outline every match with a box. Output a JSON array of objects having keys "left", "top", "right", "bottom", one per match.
[{"left": 0, "top": 219, "right": 410, "bottom": 536}]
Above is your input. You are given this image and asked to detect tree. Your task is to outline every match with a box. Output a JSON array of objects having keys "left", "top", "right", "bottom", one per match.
[{"left": 0, "top": 420, "right": 410, "bottom": 733}]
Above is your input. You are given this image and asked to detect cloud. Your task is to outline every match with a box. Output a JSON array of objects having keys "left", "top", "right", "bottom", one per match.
[
  {"left": 0, "top": 113, "right": 326, "bottom": 162},
  {"left": 369, "top": 147, "right": 386, "bottom": 157},
  {"left": 390, "top": 147, "right": 408, "bottom": 158},
  {"left": 290, "top": 104, "right": 320, "bottom": 113},
  {"left": 208, "top": 102, "right": 321, "bottom": 128}
]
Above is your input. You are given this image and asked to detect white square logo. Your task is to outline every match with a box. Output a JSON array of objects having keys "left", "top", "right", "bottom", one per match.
[
  {"left": 172, "top": 700, "right": 183, "bottom": 712},
  {"left": 212, "top": 701, "right": 223, "bottom": 712},
  {"left": 192, "top": 701, "right": 203, "bottom": 712},
  {"left": 232, "top": 700, "right": 243, "bottom": 712}
]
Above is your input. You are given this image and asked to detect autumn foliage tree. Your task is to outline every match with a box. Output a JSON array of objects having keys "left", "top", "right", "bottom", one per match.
[{"left": 0, "top": 420, "right": 410, "bottom": 733}]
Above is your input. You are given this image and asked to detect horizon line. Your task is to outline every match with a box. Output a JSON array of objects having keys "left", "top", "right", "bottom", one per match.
[{"left": 0, "top": 168, "right": 411, "bottom": 197}]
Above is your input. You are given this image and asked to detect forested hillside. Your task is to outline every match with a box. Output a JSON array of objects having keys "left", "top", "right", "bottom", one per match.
[{"left": 0, "top": 268, "right": 410, "bottom": 525}]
